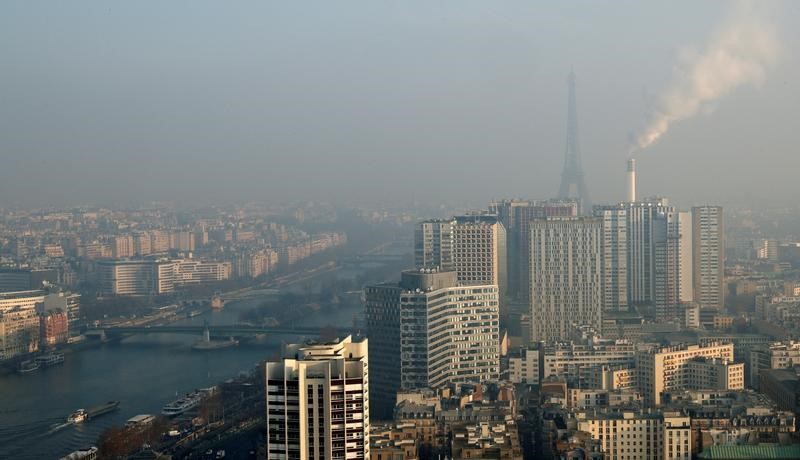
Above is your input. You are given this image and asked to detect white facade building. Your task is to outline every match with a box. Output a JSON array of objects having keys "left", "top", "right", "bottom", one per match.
[
  {"left": 98, "top": 260, "right": 166, "bottom": 296},
  {"left": 543, "top": 342, "right": 637, "bottom": 382},
  {"left": 414, "top": 219, "right": 454, "bottom": 271},
  {"left": 0, "top": 290, "right": 46, "bottom": 360},
  {"left": 174, "top": 259, "right": 232, "bottom": 284},
  {"left": 594, "top": 207, "right": 628, "bottom": 312},
  {"left": 692, "top": 206, "right": 724, "bottom": 310},
  {"left": 678, "top": 211, "right": 694, "bottom": 304},
  {"left": 636, "top": 342, "right": 739, "bottom": 406},
  {"left": 397, "top": 270, "right": 500, "bottom": 390},
  {"left": 265, "top": 336, "right": 369, "bottom": 460},
  {"left": 99, "top": 258, "right": 231, "bottom": 296},
  {"left": 578, "top": 410, "right": 692, "bottom": 460},
  {"left": 415, "top": 215, "right": 507, "bottom": 296},
  {"left": 508, "top": 348, "right": 540, "bottom": 384}
]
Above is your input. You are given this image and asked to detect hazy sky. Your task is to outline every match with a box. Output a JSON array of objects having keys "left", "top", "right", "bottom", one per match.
[{"left": 2, "top": 1, "right": 798, "bottom": 209}]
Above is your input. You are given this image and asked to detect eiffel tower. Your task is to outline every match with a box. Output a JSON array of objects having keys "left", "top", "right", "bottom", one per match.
[{"left": 557, "top": 69, "right": 591, "bottom": 213}]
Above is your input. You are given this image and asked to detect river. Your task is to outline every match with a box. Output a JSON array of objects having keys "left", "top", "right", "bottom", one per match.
[{"left": 0, "top": 294, "right": 362, "bottom": 460}]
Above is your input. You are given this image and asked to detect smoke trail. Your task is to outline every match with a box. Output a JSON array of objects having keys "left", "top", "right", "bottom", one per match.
[{"left": 633, "top": 2, "right": 780, "bottom": 152}]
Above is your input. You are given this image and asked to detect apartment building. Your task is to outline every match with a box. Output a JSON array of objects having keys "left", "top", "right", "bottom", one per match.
[
  {"left": 692, "top": 206, "right": 724, "bottom": 310},
  {"left": 635, "top": 343, "right": 739, "bottom": 406},
  {"left": 577, "top": 410, "right": 692, "bottom": 460},
  {"left": 0, "top": 290, "right": 46, "bottom": 360},
  {"left": 364, "top": 270, "right": 499, "bottom": 417},
  {"left": 529, "top": 217, "right": 603, "bottom": 342},
  {"left": 415, "top": 215, "right": 507, "bottom": 295},
  {"left": 265, "top": 336, "right": 369, "bottom": 460}
]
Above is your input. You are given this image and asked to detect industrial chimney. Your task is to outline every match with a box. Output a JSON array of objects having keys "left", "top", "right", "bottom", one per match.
[{"left": 627, "top": 158, "right": 636, "bottom": 202}]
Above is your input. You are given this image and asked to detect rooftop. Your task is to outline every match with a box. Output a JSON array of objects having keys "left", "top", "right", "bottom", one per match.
[
  {"left": 697, "top": 444, "right": 800, "bottom": 459},
  {"left": 0, "top": 290, "right": 46, "bottom": 300}
]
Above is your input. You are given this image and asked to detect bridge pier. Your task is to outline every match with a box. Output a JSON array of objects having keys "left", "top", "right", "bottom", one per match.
[{"left": 85, "top": 329, "right": 107, "bottom": 341}]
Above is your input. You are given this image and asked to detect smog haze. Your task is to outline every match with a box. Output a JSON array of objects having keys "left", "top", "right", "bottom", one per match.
[{"left": 2, "top": 0, "right": 798, "bottom": 208}]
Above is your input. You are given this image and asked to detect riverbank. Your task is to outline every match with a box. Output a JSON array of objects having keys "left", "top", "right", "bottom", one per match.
[
  {"left": 0, "top": 294, "right": 366, "bottom": 460},
  {"left": 0, "top": 239, "right": 411, "bottom": 459}
]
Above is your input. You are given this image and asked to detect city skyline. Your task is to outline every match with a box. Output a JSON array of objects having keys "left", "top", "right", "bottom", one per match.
[{"left": 4, "top": 2, "right": 800, "bottom": 459}]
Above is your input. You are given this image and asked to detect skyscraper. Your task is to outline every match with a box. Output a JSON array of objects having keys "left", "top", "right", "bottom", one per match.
[
  {"left": 529, "top": 217, "right": 603, "bottom": 342},
  {"left": 623, "top": 199, "right": 686, "bottom": 321},
  {"left": 452, "top": 214, "right": 506, "bottom": 295},
  {"left": 594, "top": 206, "right": 628, "bottom": 312},
  {"left": 489, "top": 200, "right": 578, "bottom": 301},
  {"left": 363, "top": 281, "right": 401, "bottom": 419},
  {"left": 692, "top": 206, "right": 724, "bottom": 310},
  {"left": 400, "top": 270, "right": 500, "bottom": 390},
  {"left": 488, "top": 199, "right": 531, "bottom": 299},
  {"left": 677, "top": 211, "right": 694, "bottom": 304},
  {"left": 364, "top": 269, "right": 500, "bottom": 416},
  {"left": 414, "top": 219, "right": 454, "bottom": 271},
  {"left": 652, "top": 206, "right": 682, "bottom": 322},
  {"left": 415, "top": 214, "right": 507, "bottom": 296},
  {"left": 265, "top": 335, "right": 369, "bottom": 460}
]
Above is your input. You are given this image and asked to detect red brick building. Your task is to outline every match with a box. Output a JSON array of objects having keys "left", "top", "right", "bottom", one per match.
[{"left": 40, "top": 309, "right": 68, "bottom": 346}]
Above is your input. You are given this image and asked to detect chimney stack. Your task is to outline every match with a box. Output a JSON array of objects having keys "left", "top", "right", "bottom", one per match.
[{"left": 627, "top": 158, "right": 636, "bottom": 202}]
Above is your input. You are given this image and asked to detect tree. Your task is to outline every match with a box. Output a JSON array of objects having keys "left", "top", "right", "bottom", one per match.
[
  {"left": 97, "top": 425, "right": 133, "bottom": 459},
  {"left": 198, "top": 394, "right": 224, "bottom": 424}
]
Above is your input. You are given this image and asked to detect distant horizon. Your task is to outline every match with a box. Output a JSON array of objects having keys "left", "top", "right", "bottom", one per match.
[
  {"left": 2, "top": 1, "right": 799, "bottom": 209},
  {"left": 1, "top": 192, "right": 797, "bottom": 214}
]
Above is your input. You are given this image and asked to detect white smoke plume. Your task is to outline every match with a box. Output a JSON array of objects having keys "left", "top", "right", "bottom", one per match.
[{"left": 632, "top": 2, "right": 780, "bottom": 154}]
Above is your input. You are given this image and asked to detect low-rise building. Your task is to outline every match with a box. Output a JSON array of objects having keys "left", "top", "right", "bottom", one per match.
[
  {"left": 393, "top": 404, "right": 441, "bottom": 447},
  {"left": 661, "top": 390, "right": 795, "bottom": 451},
  {"left": 450, "top": 421, "right": 523, "bottom": 460},
  {"left": 99, "top": 258, "right": 231, "bottom": 296},
  {"left": 369, "top": 424, "right": 419, "bottom": 460},
  {"left": 40, "top": 309, "right": 68, "bottom": 346},
  {"left": 0, "top": 290, "right": 46, "bottom": 360},
  {"left": 543, "top": 341, "right": 637, "bottom": 386},
  {"left": 586, "top": 365, "right": 638, "bottom": 390},
  {"left": 44, "top": 291, "right": 81, "bottom": 333},
  {"left": 684, "top": 357, "right": 744, "bottom": 391},
  {"left": 577, "top": 410, "right": 692, "bottom": 460},
  {"left": 749, "top": 341, "right": 800, "bottom": 389},
  {"left": 636, "top": 342, "right": 738, "bottom": 406},
  {"left": 0, "top": 269, "right": 34, "bottom": 292},
  {"left": 233, "top": 248, "right": 279, "bottom": 279},
  {"left": 97, "top": 260, "right": 171, "bottom": 296},
  {"left": 508, "top": 347, "right": 540, "bottom": 385},
  {"left": 567, "top": 388, "right": 643, "bottom": 409},
  {"left": 759, "top": 368, "right": 800, "bottom": 415},
  {"left": 173, "top": 259, "right": 231, "bottom": 284}
]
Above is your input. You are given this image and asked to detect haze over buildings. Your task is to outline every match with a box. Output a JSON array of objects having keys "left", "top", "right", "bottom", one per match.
[
  {"left": 4, "top": 2, "right": 800, "bottom": 459},
  {"left": 2, "top": 1, "right": 800, "bottom": 208}
]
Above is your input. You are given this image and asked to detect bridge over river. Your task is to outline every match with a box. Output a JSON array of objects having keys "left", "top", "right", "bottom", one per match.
[{"left": 89, "top": 324, "right": 356, "bottom": 340}]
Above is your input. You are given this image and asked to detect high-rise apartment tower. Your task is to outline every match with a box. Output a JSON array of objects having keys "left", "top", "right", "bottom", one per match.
[
  {"left": 529, "top": 217, "right": 603, "bottom": 342},
  {"left": 265, "top": 336, "right": 369, "bottom": 460},
  {"left": 415, "top": 215, "right": 506, "bottom": 296},
  {"left": 364, "top": 270, "right": 500, "bottom": 417},
  {"left": 692, "top": 206, "right": 724, "bottom": 310}
]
